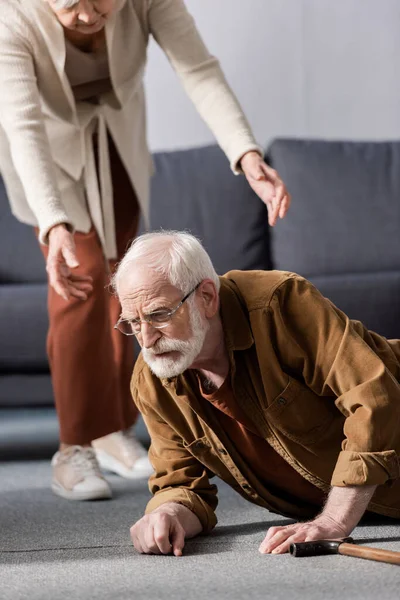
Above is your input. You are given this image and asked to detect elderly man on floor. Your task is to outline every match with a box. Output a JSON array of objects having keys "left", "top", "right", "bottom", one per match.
[{"left": 112, "top": 231, "right": 400, "bottom": 557}]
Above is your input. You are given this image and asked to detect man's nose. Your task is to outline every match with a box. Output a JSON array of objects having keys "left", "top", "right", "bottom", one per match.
[
  {"left": 139, "top": 322, "right": 162, "bottom": 349},
  {"left": 77, "top": 1, "right": 96, "bottom": 23}
]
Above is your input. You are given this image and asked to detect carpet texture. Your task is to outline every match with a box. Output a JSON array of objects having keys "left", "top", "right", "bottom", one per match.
[{"left": 1, "top": 461, "right": 400, "bottom": 600}]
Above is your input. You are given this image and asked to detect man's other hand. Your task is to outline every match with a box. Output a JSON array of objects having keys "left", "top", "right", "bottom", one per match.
[{"left": 130, "top": 503, "right": 202, "bottom": 556}]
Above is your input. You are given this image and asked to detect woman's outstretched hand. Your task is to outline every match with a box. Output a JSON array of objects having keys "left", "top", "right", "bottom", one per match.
[{"left": 240, "top": 151, "right": 291, "bottom": 226}]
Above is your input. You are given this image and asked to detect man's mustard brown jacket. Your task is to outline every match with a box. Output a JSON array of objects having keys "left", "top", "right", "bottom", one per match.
[{"left": 132, "top": 270, "right": 400, "bottom": 532}]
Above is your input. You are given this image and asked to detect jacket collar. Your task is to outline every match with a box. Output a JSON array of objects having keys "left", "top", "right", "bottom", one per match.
[{"left": 219, "top": 276, "right": 254, "bottom": 352}]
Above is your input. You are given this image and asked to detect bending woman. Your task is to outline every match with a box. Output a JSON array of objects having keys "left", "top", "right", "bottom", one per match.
[{"left": 0, "top": 0, "right": 290, "bottom": 501}]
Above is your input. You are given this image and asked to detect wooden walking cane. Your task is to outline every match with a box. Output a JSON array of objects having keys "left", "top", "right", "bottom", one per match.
[{"left": 290, "top": 538, "right": 400, "bottom": 566}]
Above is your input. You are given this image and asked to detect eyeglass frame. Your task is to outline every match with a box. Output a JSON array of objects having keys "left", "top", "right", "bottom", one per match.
[{"left": 114, "top": 282, "right": 201, "bottom": 336}]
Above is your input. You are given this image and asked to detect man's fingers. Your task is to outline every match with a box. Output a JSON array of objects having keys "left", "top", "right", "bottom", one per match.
[
  {"left": 130, "top": 525, "right": 148, "bottom": 554},
  {"left": 271, "top": 530, "right": 306, "bottom": 555},
  {"left": 272, "top": 525, "right": 326, "bottom": 554},
  {"left": 131, "top": 531, "right": 144, "bottom": 554},
  {"left": 261, "top": 523, "right": 321, "bottom": 554},
  {"left": 130, "top": 521, "right": 156, "bottom": 555},
  {"left": 130, "top": 512, "right": 188, "bottom": 557},
  {"left": 269, "top": 527, "right": 297, "bottom": 546},
  {"left": 153, "top": 519, "right": 173, "bottom": 555},
  {"left": 171, "top": 524, "right": 185, "bottom": 557},
  {"left": 262, "top": 525, "right": 286, "bottom": 543},
  {"left": 142, "top": 525, "right": 160, "bottom": 555},
  {"left": 259, "top": 525, "right": 298, "bottom": 554},
  {"left": 139, "top": 539, "right": 152, "bottom": 555}
]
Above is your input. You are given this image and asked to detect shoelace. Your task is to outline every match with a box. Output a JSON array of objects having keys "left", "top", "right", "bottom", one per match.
[
  {"left": 61, "top": 447, "right": 102, "bottom": 478},
  {"left": 118, "top": 431, "right": 146, "bottom": 461}
]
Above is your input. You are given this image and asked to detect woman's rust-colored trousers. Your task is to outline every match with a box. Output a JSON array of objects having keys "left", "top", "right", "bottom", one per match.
[{"left": 38, "top": 135, "right": 139, "bottom": 444}]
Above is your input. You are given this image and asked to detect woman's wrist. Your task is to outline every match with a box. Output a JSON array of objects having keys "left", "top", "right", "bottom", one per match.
[
  {"left": 240, "top": 150, "right": 263, "bottom": 172},
  {"left": 48, "top": 223, "right": 70, "bottom": 238}
]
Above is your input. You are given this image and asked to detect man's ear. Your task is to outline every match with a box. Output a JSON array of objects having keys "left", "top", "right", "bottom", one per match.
[{"left": 197, "top": 279, "right": 219, "bottom": 318}]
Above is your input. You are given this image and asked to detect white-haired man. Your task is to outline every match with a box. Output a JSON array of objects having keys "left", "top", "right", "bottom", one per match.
[{"left": 113, "top": 231, "right": 400, "bottom": 556}]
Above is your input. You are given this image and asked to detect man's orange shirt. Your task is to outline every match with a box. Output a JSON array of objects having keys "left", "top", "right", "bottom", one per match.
[{"left": 198, "top": 374, "right": 326, "bottom": 510}]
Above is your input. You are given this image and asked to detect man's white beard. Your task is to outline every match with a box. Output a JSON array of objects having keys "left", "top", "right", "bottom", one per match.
[{"left": 141, "top": 302, "right": 209, "bottom": 379}]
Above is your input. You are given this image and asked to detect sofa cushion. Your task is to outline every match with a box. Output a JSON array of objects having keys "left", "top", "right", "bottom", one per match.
[
  {"left": 268, "top": 139, "right": 400, "bottom": 277},
  {"left": 149, "top": 145, "right": 271, "bottom": 274},
  {"left": 0, "top": 284, "right": 48, "bottom": 371},
  {"left": 0, "top": 374, "right": 53, "bottom": 407},
  {"left": 0, "top": 177, "right": 47, "bottom": 283}
]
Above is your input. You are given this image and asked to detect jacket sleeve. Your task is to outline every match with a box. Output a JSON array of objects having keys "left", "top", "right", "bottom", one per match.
[
  {"left": 271, "top": 275, "right": 400, "bottom": 487},
  {"left": 147, "top": 0, "right": 262, "bottom": 173},
  {"left": 133, "top": 372, "right": 218, "bottom": 532},
  {"left": 0, "top": 20, "right": 71, "bottom": 242}
]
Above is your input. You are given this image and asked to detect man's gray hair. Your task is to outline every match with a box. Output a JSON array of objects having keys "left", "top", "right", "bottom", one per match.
[
  {"left": 112, "top": 231, "right": 221, "bottom": 296},
  {"left": 52, "top": 0, "right": 80, "bottom": 9}
]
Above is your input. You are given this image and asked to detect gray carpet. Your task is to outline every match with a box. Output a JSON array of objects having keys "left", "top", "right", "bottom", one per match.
[{"left": 1, "top": 461, "right": 400, "bottom": 600}]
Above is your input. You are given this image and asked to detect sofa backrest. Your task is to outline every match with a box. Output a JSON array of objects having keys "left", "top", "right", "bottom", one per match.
[
  {"left": 0, "top": 144, "right": 272, "bottom": 285},
  {"left": 148, "top": 144, "right": 272, "bottom": 274},
  {"left": 268, "top": 139, "right": 400, "bottom": 277},
  {"left": 268, "top": 139, "right": 400, "bottom": 338},
  {"left": 0, "top": 179, "right": 46, "bottom": 284}
]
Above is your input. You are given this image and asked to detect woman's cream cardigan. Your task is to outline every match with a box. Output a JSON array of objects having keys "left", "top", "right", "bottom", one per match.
[{"left": 0, "top": 0, "right": 261, "bottom": 259}]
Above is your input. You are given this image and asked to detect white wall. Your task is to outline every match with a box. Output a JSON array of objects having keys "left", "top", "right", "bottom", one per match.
[{"left": 144, "top": 0, "right": 400, "bottom": 152}]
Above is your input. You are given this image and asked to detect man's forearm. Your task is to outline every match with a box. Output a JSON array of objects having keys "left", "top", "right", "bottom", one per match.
[
  {"left": 152, "top": 502, "right": 203, "bottom": 539},
  {"left": 321, "top": 485, "right": 377, "bottom": 532}
]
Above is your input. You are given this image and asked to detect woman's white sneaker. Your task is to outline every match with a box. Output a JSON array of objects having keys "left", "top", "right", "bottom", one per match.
[
  {"left": 93, "top": 430, "right": 154, "bottom": 479},
  {"left": 51, "top": 446, "right": 112, "bottom": 501}
]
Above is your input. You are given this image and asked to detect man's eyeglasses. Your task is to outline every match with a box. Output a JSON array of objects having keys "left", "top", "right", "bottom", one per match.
[{"left": 114, "top": 283, "right": 201, "bottom": 336}]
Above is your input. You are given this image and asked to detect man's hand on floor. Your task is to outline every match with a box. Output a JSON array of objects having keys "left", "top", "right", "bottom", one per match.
[
  {"left": 259, "top": 485, "right": 377, "bottom": 555},
  {"left": 258, "top": 515, "right": 349, "bottom": 555},
  {"left": 130, "top": 502, "right": 202, "bottom": 556}
]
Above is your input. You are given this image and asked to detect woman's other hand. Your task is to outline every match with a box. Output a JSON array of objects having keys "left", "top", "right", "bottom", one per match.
[
  {"left": 240, "top": 151, "right": 291, "bottom": 227},
  {"left": 47, "top": 224, "right": 93, "bottom": 301}
]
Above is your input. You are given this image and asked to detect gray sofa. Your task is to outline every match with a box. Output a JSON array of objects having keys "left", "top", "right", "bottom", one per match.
[{"left": 1, "top": 139, "right": 400, "bottom": 458}]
